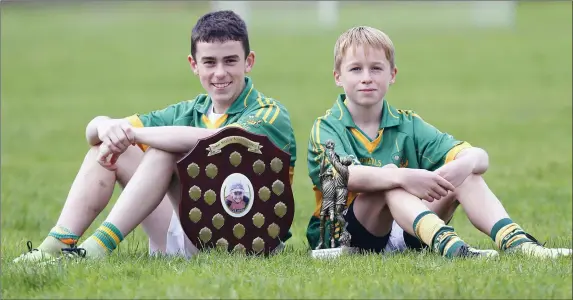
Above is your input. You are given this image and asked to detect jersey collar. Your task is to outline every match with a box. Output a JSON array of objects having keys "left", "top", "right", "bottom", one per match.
[
  {"left": 333, "top": 94, "right": 401, "bottom": 129},
  {"left": 196, "top": 76, "right": 257, "bottom": 115}
]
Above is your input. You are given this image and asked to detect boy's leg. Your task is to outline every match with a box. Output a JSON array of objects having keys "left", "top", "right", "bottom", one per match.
[
  {"left": 14, "top": 145, "right": 173, "bottom": 262},
  {"left": 349, "top": 165, "right": 490, "bottom": 258},
  {"left": 77, "top": 148, "right": 181, "bottom": 258},
  {"left": 447, "top": 174, "right": 571, "bottom": 258},
  {"left": 113, "top": 148, "right": 176, "bottom": 256}
]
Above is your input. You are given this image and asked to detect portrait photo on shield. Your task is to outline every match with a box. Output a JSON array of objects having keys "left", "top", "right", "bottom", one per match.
[{"left": 220, "top": 173, "right": 254, "bottom": 218}]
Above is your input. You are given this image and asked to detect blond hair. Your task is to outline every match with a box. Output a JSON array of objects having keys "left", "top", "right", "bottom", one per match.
[{"left": 333, "top": 26, "right": 395, "bottom": 71}]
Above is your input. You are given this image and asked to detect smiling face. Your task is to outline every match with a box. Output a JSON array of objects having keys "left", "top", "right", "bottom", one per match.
[
  {"left": 232, "top": 188, "right": 244, "bottom": 203},
  {"left": 188, "top": 10, "right": 254, "bottom": 112},
  {"left": 189, "top": 41, "right": 255, "bottom": 109}
]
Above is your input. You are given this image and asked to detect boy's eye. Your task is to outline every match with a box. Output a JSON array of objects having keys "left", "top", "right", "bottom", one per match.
[{"left": 350, "top": 67, "right": 361, "bottom": 71}]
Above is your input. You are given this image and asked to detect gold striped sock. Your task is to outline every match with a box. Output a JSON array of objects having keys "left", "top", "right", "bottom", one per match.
[
  {"left": 414, "top": 211, "right": 446, "bottom": 248},
  {"left": 495, "top": 223, "right": 529, "bottom": 250}
]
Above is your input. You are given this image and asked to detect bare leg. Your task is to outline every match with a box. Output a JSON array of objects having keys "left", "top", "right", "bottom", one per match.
[
  {"left": 351, "top": 191, "right": 394, "bottom": 237},
  {"left": 422, "top": 174, "right": 509, "bottom": 236},
  {"left": 114, "top": 147, "right": 175, "bottom": 254},
  {"left": 352, "top": 165, "right": 431, "bottom": 239},
  {"left": 102, "top": 148, "right": 178, "bottom": 238},
  {"left": 424, "top": 174, "right": 572, "bottom": 257},
  {"left": 351, "top": 165, "right": 484, "bottom": 258},
  {"left": 54, "top": 145, "right": 118, "bottom": 236},
  {"left": 450, "top": 174, "right": 509, "bottom": 235},
  {"left": 14, "top": 145, "right": 176, "bottom": 262}
]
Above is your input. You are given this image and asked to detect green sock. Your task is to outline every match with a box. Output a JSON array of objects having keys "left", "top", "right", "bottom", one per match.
[
  {"left": 47, "top": 225, "right": 80, "bottom": 245},
  {"left": 79, "top": 222, "right": 124, "bottom": 258},
  {"left": 412, "top": 211, "right": 466, "bottom": 258},
  {"left": 490, "top": 218, "right": 532, "bottom": 251},
  {"left": 433, "top": 226, "right": 466, "bottom": 258},
  {"left": 38, "top": 225, "right": 80, "bottom": 252}
]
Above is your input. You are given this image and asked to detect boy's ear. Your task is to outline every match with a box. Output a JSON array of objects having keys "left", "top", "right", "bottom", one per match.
[
  {"left": 333, "top": 69, "right": 342, "bottom": 87},
  {"left": 188, "top": 55, "right": 198, "bottom": 75},
  {"left": 245, "top": 51, "right": 256, "bottom": 73},
  {"left": 389, "top": 66, "right": 398, "bottom": 85}
]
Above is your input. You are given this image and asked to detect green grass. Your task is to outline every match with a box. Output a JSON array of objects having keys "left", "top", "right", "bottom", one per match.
[{"left": 1, "top": 1, "right": 572, "bottom": 299}]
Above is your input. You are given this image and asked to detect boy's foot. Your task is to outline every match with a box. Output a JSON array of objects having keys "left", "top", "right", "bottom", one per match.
[
  {"left": 509, "top": 234, "right": 572, "bottom": 258},
  {"left": 452, "top": 244, "right": 499, "bottom": 258},
  {"left": 13, "top": 241, "right": 87, "bottom": 263}
]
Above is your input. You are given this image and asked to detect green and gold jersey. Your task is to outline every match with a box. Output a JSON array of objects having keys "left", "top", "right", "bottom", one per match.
[
  {"left": 123, "top": 77, "right": 297, "bottom": 241},
  {"left": 124, "top": 76, "right": 297, "bottom": 184},
  {"left": 306, "top": 94, "right": 470, "bottom": 248}
]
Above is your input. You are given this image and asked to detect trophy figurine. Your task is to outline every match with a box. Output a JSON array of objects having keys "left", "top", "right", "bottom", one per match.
[{"left": 315, "top": 139, "right": 353, "bottom": 251}]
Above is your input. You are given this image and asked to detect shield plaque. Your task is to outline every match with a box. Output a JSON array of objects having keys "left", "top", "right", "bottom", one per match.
[{"left": 176, "top": 127, "right": 295, "bottom": 256}]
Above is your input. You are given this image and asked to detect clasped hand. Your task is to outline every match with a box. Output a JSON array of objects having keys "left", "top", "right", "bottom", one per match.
[
  {"left": 96, "top": 120, "right": 135, "bottom": 170},
  {"left": 397, "top": 161, "right": 472, "bottom": 202}
]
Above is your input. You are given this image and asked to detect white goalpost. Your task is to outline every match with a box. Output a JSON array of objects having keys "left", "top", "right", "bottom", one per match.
[{"left": 209, "top": 1, "right": 517, "bottom": 31}]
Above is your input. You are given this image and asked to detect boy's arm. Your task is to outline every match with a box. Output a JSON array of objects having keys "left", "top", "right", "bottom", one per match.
[
  {"left": 410, "top": 112, "right": 483, "bottom": 187},
  {"left": 433, "top": 146, "right": 489, "bottom": 188},
  {"left": 308, "top": 120, "right": 454, "bottom": 202},
  {"left": 122, "top": 101, "right": 196, "bottom": 152},
  {"left": 85, "top": 116, "right": 120, "bottom": 146},
  {"left": 132, "top": 126, "right": 220, "bottom": 153},
  {"left": 95, "top": 101, "right": 199, "bottom": 169},
  {"left": 308, "top": 119, "right": 399, "bottom": 193}
]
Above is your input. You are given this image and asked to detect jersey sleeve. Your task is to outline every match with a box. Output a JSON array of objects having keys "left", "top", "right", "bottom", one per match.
[
  {"left": 123, "top": 101, "right": 195, "bottom": 151},
  {"left": 307, "top": 118, "right": 360, "bottom": 191},
  {"left": 225, "top": 111, "right": 296, "bottom": 184},
  {"left": 411, "top": 113, "right": 472, "bottom": 170}
]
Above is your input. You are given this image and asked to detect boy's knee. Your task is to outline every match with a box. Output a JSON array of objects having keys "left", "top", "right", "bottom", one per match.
[
  {"left": 460, "top": 173, "right": 484, "bottom": 188},
  {"left": 355, "top": 189, "right": 396, "bottom": 212}
]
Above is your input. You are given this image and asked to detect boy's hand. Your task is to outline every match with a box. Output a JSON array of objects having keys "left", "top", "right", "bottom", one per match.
[
  {"left": 397, "top": 168, "right": 456, "bottom": 202},
  {"left": 434, "top": 159, "right": 473, "bottom": 188},
  {"left": 97, "top": 143, "right": 120, "bottom": 171},
  {"left": 97, "top": 120, "right": 135, "bottom": 154},
  {"left": 96, "top": 120, "right": 136, "bottom": 170}
]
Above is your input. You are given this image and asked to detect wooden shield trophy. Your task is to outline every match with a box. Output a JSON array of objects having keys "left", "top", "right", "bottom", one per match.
[{"left": 175, "top": 127, "right": 295, "bottom": 256}]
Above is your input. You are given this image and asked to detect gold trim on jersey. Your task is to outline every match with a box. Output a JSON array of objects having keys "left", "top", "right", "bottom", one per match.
[
  {"left": 243, "top": 83, "right": 255, "bottom": 107},
  {"left": 201, "top": 114, "right": 228, "bottom": 129},
  {"left": 349, "top": 128, "right": 384, "bottom": 154},
  {"left": 445, "top": 142, "right": 472, "bottom": 164},
  {"left": 253, "top": 94, "right": 281, "bottom": 124},
  {"left": 124, "top": 114, "right": 149, "bottom": 152}
]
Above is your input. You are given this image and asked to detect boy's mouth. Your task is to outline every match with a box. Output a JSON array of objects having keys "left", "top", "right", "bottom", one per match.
[{"left": 212, "top": 81, "right": 232, "bottom": 89}]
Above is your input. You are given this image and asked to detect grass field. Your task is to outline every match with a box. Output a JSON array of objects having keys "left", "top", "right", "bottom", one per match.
[{"left": 1, "top": 1, "right": 572, "bottom": 299}]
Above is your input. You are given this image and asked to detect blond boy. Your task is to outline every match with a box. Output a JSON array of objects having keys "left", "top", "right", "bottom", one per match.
[{"left": 306, "top": 26, "right": 572, "bottom": 258}]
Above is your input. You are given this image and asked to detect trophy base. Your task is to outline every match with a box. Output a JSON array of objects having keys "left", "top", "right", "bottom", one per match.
[{"left": 311, "top": 246, "right": 358, "bottom": 259}]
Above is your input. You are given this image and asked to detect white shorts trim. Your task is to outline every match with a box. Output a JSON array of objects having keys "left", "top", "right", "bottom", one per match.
[
  {"left": 161, "top": 211, "right": 199, "bottom": 259},
  {"left": 383, "top": 221, "right": 408, "bottom": 253},
  {"left": 156, "top": 211, "right": 285, "bottom": 258}
]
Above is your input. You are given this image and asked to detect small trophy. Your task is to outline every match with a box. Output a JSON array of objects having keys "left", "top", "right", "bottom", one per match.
[{"left": 311, "top": 140, "right": 356, "bottom": 259}]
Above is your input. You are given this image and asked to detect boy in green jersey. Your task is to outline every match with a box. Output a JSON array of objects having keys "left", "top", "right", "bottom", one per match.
[
  {"left": 15, "top": 10, "right": 296, "bottom": 262},
  {"left": 307, "top": 26, "right": 571, "bottom": 259}
]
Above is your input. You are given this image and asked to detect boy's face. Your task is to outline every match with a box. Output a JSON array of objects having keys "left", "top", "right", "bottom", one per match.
[
  {"left": 232, "top": 189, "right": 244, "bottom": 202},
  {"left": 189, "top": 41, "right": 255, "bottom": 109},
  {"left": 334, "top": 45, "right": 397, "bottom": 107}
]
